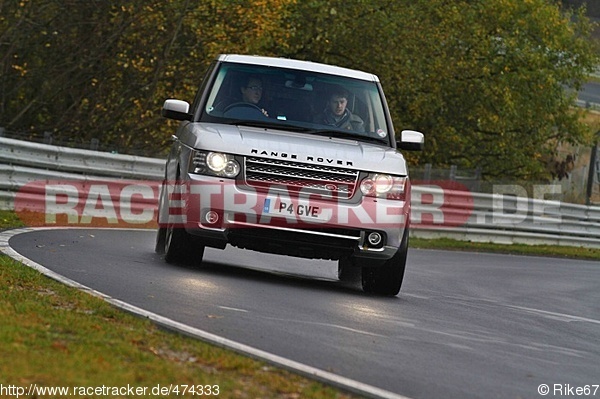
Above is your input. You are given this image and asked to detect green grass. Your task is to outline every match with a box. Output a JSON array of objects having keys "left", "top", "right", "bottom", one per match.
[
  {"left": 410, "top": 237, "right": 600, "bottom": 260},
  {"left": 0, "top": 208, "right": 597, "bottom": 398},
  {"left": 0, "top": 209, "right": 25, "bottom": 229}
]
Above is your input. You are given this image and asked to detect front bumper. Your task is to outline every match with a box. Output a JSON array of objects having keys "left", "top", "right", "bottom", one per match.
[{"left": 168, "top": 174, "right": 410, "bottom": 260}]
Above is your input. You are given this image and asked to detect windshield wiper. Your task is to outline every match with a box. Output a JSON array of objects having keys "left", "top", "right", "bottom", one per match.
[
  {"left": 307, "top": 129, "right": 389, "bottom": 145},
  {"left": 229, "top": 120, "right": 309, "bottom": 132}
]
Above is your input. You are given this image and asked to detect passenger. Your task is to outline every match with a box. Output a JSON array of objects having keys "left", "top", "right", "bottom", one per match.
[
  {"left": 315, "top": 87, "right": 364, "bottom": 132},
  {"left": 240, "top": 75, "right": 269, "bottom": 117}
]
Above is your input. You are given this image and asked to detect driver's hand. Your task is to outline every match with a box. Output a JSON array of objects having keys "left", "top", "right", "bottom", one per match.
[{"left": 261, "top": 108, "right": 269, "bottom": 117}]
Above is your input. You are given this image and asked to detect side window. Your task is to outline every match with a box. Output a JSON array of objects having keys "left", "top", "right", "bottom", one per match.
[
  {"left": 206, "top": 69, "right": 232, "bottom": 113},
  {"left": 367, "top": 89, "right": 388, "bottom": 137},
  {"left": 191, "top": 61, "right": 218, "bottom": 118}
]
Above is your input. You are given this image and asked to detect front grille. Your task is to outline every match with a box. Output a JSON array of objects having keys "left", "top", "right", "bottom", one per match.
[{"left": 244, "top": 157, "right": 359, "bottom": 199}]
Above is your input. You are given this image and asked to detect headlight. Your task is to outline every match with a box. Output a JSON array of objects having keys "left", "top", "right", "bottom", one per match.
[
  {"left": 360, "top": 174, "right": 406, "bottom": 200},
  {"left": 206, "top": 152, "right": 228, "bottom": 172},
  {"left": 190, "top": 151, "right": 240, "bottom": 178}
]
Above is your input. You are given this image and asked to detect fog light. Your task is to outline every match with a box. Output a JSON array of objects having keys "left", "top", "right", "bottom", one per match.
[
  {"left": 204, "top": 211, "right": 220, "bottom": 225},
  {"left": 367, "top": 232, "right": 382, "bottom": 247}
]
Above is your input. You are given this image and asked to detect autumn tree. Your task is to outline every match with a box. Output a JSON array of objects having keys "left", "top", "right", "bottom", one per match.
[
  {"left": 279, "top": 0, "right": 599, "bottom": 179},
  {"left": 0, "top": 0, "right": 293, "bottom": 154}
]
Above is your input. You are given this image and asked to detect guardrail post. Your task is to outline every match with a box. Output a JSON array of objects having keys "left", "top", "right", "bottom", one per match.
[
  {"left": 587, "top": 135, "right": 599, "bottom": 205},
  {"left": 90, "top": 138, "right": 99, "bottom": 151},
  {"left": 424, "top": 163, "right": 431, "bottom": 181},
  {"left": 449, "top": 164, "right": 457, "bottom": 181},
  {"left": 43, "top": 131, "right": 53, "bottom": 145},
  {"left": 0, "top": 127, "right": 4, "bottom": 137},
  {"left": 473, "top": 166, "right": 482, "bottom": 192}
]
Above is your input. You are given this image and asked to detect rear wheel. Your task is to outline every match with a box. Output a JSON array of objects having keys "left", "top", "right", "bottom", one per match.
[{"left": 361, "top": 229, "right": 409, "bottom": 296}]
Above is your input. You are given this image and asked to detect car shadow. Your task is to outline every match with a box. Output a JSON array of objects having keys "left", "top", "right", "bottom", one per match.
[{"left": 150, "top": 250, "right": 400, "bottom": 299}]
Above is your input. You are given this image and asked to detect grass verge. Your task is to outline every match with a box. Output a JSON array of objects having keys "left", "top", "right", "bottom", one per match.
[{"left": 410, "top": 237, "right": 600, "bottom": 260}]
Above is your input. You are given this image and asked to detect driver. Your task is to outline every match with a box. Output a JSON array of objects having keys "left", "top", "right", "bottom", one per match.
[{"left": 240, "top": 75, "right": 269, "bottom": 117}]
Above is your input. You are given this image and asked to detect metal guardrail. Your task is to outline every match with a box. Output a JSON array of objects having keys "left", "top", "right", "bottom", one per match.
[
  {"left": 0, "top": 137, "right": 164, "bottom": 180},
  {"left": 410, "top": 188, "right": 600, "bottom": 248},
  {"left": 575, "top": 99, "right": 600, "bottom": 110},
  {"left": 1, "top": 137, "right": 600, "bottom": 248},
  {"left": 0, "top": 137, "right": 165, "bottom": 221}
]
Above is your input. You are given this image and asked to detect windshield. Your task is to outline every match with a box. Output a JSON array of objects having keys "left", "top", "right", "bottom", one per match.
[{"left": 201, "top": 62, "right": 391, "bottom": 146}]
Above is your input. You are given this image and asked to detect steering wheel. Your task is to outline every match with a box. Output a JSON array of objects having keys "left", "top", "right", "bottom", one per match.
[{"left": 223, "top": 102, "right": 266, "bottom": 118}]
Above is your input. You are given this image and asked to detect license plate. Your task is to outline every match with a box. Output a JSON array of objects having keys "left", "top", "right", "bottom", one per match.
[{"left": 263, "top": 198, "right": 328, "bottom": 220}]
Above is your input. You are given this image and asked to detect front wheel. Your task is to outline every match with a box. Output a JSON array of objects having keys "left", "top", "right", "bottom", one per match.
[
  {"left": 361, "top": 230, "right": 409, "bottom": 296},
  {"left": 164, "top": 224, "right": 205, "bottom": 265},
  {"left": 159, "top": 175, "right": 205, "bottom": 265},
  {"left": 155, "top": 227, "right": 167, "bottom": 254}
]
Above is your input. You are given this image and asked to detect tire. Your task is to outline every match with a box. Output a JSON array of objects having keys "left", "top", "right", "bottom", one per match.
[
  {"left": 155, "top": 227, "right": 167, "bottom": 254},
  {"left": 161, "top": 175, "right": 205, "bottom": 265},
  {"left": 164, "top": 224, "right": 205, "bottom": 265},
  {"left": 337, "top": 257, "right": 362, "bottom": 286},
  {"left": 155, "top": 182, "right": 168, "bottom": 254},
  {"left": 361, "top": 229, "right": 409, "bottom": 296}
]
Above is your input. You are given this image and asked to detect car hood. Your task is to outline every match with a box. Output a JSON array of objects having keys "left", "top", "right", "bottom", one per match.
[{"left": 180, "top": 122, "right": 408, "bottom": 175}]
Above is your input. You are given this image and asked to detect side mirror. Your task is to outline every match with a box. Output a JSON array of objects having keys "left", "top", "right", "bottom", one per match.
[
  {"left": 162, "top": 99, "right": 191, "bottom": 121},
  {"left": 397, "top": 130, "right": 424, "bottom": 151}
]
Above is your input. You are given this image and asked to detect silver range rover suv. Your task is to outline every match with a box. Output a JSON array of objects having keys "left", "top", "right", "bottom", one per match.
[{"left": 155, "top": 54, "right": 424, "bottom": 296}]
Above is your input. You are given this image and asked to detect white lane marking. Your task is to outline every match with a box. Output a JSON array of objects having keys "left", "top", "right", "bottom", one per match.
[
  {"left": 0, "top": 227, "right": 412, "bottom": 399},
  {"left": 262, "top": 316, "right": 386, "bottom": 337},
  {"left": 445, "top": 293, "right": 600, "bottom": 326},
  {"left": 218, "top": 306, "right": 249, "bottom": 313},
  {"left": 504, "top": 304, "right": 600, "bottom": 325}
]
